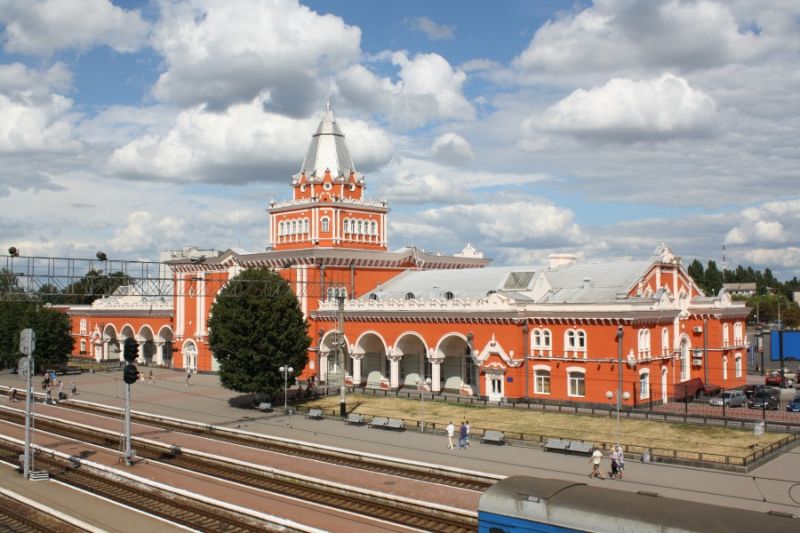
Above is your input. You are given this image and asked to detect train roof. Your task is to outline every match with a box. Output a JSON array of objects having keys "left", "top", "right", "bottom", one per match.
[{"left": 479, "top": 476, "right": 796, "bottom": 532}]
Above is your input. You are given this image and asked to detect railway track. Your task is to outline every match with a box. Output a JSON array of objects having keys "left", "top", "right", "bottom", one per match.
[
  {"left": 0, "top": 440, "right": 299, "bottom": 532},
  {"left": 0, "top": 409, "right": 478, "bottom": 532},
  {"left": 0, "top": 490, "right": 86, "bottom": 533},
  {"left": 62, "top": 399, "right": 496, "bottom": 491}
]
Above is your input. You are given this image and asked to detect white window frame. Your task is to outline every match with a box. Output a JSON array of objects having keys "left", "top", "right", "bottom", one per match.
[
  {"left": 321, "top": 217, "right": 330, "bottom": 233},
  {"left": 79, "top": 319, "right": 87, "bottom": 335},
  {"left": 566, "top": 366, "right": 586, "bottom": 397},
  {"left": 661, "top": 327, "right": 669, "bottom": 356},
  {"left": 344, "top": 219, "right": 350, "bottom": 234},
  {"left": 639, "top": 369, "right": 650, "bottom": 400},
  {"left": 735, "top": 353, "right": 742, "bottom": 378},
  {"left": 533, "top": 364, "right": 551, "bottom": 395},
  {"left": 564, "top": 329, "right": 586, "bottom": 358},
  {"left": 722, "top": 355, "right": 728, "bottom": 380},
  {"left": 733, "top": 322, "right": 743, "bottom": 345},
  {"left": 722, "top": 323, "right": 730, "bottom": 348},
  {"left": 638, "top": 329, "right": 651, "bottom": 359}
]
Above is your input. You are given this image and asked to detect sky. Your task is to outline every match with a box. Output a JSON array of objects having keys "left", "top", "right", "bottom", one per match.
[{"left": 1, "top": 0, "right": 799, "bottom": 279}]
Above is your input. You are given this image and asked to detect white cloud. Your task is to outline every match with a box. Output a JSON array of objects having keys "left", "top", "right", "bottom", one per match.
[
  {"left": 0, "top": 0, "right": 149, "bottom": 56},
  {"left": 513, "top": 0, "right": 775, "bottom": 80},
  {"left": 391, "top": 200, "right": 588, "bottom": 254},
  {"left": 742, "top": 247, "right": 800, "bottom": 269},
  {"left": 0, "top": 93, "right": 80, "bottom": 154},
  {"left": 725, "top": 198, "right": 800, "bottom": 245},
  {"left": 431, "top": 132, "right": 474, "bottom": 164},
  {"left": 0, "top": 62, "right": 71, "bottom": 102},
  {"left": 406, "top": 16, "right": 455, "bottom": 41},
  {"left": 337, "top": 51, "right": 474, "bottom": 128},
  {"left": 107, "top": 96, "right": 393, "bottom": 184},
  {"left": 532, "top": 74, "right": 718, "bottom": 142},
  {"left": 108, "top": 211, "right": 186, "bottom": 254},
  {"left": 150, "top": 0, "right": 361, "bottom": 114}
]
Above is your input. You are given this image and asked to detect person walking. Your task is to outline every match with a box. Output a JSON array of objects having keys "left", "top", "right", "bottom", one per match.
[
  {"left": 185, "top": 368, "right": 192, "bottom": 386},
  {"left": 70, "top": 381, "right": 77, "bottom": 396},
  {"left": 148, "top": 369, "right": 154, "bottom": 383},
  {"left": 446, "top": 421, "right": 455, "bottom": 450},
  {"left": 464, "top": 421, "right": 471, "bottom": 448},
  {"left": 615, "top": 445, "right": 625, "bottom": 479},
  {"left": 458, "top": 421, "right": 468, "bottom": 449},
  {"left": 589, "top": 448, "right": 606, "bottom": 479},
  {"left": 8, "top": 388, "right": 17, "bottom": 402}
]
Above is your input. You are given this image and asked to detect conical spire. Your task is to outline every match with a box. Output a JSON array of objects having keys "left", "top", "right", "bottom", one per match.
[{"left": 298, "top": 106, "right": 358, "bottom": 180}]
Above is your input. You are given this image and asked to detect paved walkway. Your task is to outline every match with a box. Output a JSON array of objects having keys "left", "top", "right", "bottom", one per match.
[{"left": 2, "top": 368, "right": 799, "bottom": 518}]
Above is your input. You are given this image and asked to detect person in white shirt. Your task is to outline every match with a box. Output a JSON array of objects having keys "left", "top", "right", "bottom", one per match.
[
  {"left": 614, "top": 445, "right": 625, "bottom": 479},
  {"left": 446, "top": 421, "right": 455, "bottom": 450},
  {"left": 589, "top": 449, "right": 606, "bottom": 479}
]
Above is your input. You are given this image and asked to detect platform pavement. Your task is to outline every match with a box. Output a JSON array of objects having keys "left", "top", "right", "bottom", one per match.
[
  {"left": 2, "top": 368, "right": 799, "bottom": 518},
  {"left": 0, "top": 461, "right": 186, "bottom": 532}
]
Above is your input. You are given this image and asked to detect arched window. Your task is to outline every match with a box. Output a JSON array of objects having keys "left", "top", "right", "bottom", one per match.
[
  {"left": 343, "top": 219, "right": 350, "bottom": 234},
  {"left": 661, "top": 327, "right": 669, "bottom": 356},
  {"left": 722, "top": 323, "right": 730, "bottom": 347},
  {"left": 405, "top": 292, "right": 415, "bottom": 300},
  {"left": 533, "top": 329, "right": 542, "bottom": 348},
  {"left": 279, "top": 221, "right": 285, "bottom": 236},
  {"left": 735, "top": 353, "right": 742, "bottom": 378},
  {"left": 303, "top": 219, "right": 309, "bottom": 233},
  {"left": 680, "top": 337, "right": 690, "bottom": 381},
  {"left": 291, "top": 220, "right": 297, "bottom": 235},
  {"left": 357, "top": 220, "right": 363, "bottom": 234},
  {"left": 371, "top": 221, "right": 377, "bottom": 236},
  {"left": 444, "top": 291, "right": 454, "bottom": 300},
  {"left": 534, "top": 366, "right": 551, "bottom": 394},
  {"left": 567, "top": 367, "right": 585, "bottom": 397},
  {"left": 639, "top": 369, "right": 650, "bottom": 399},
  {"left": 368, "top": 293, "right": 379, "bottom": 301},
  {"left": 722, "top": 355, "right": 728, "bottom": 380},
  {"left": 734, "top": 322, "right": 743, "bottom": 345},
  {"left": 542, "top": 329, "right": 551, "bottom": 349},
  {"left": 638, "top": 329, "right": 651, "bottom": 359},
  {"left": 321, "top": 217, "right": 330, "bottom": 233},
  {"left": 565, "top": 329, "right": 586, "bottom": 358}
]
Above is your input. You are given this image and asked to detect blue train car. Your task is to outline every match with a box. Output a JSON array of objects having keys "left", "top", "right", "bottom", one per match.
[{"left": 478, "top": 476, "right": 796, "bottom": 533}]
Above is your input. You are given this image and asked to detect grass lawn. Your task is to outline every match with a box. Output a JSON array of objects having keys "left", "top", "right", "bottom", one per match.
[{"left": 303, "top": 393, "right": 792, "bottom": 463}]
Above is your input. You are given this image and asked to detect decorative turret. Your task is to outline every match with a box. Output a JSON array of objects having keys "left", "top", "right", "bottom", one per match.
[{"left": 269, "top": 105, "right": 389, "bottom": 252}]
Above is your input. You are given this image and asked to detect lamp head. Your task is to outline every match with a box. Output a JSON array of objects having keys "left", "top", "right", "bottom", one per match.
[
  {"left": 96, "top": 251, "right": 107, "bottom": 261},
  {"left": 606, "top": 390, "right": 613, "bottom": 400},
  {"left": 622, "top": 391, "right": 631, "bottom": 400},
  {"left": 8, "top": 246, "right": 19, "bottom": 257}
]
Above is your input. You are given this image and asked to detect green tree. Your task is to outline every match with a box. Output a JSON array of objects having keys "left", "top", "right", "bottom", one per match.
[
  {"left": 61, "top": 270, "right": 132, "bottom": 305},
  {"left": 704, "top": 260, "right": 723, "bottom": 296},
  {"left": 208, "top": 269, "right": 310, "bottom": 399},
  {"left": 20, "top": 306, "right": 73, "bottom": 371},
  {"left": 687, "top": 260, "right": 705, "bottom": 294}
]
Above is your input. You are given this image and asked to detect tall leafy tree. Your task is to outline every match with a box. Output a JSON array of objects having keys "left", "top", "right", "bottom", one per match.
[
  {"left": 687, "top": 260, "right": 705, "bottom": 293},
  {"left": 704, "top": 260, "right": 723, "bottom": 296},
  {"left": 61, "top": 270, "right": 133, "bottom": 304},
  {"left": 209, "top": 269, "right": 310, "bottom": 399}
]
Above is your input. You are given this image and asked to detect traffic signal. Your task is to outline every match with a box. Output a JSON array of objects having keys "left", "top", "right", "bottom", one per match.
[
  {"left": 123, "top": 364, "right": 139, "bottom": 384},
  {"left": 123, "top": 338, "right": 138, "bottom": 363}
]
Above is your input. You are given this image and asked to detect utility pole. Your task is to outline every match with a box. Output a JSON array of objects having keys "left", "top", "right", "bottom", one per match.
[
  {"left": 20, "top": 329, "right": 35, "bottom": 480},
  {"left": 334, "top": 287, "right": 347, "bottom": 417}
]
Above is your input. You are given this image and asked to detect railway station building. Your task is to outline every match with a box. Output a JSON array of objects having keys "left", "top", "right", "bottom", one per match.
[{"left": 66, "top": 108, "right": 750, "bottom": 407}]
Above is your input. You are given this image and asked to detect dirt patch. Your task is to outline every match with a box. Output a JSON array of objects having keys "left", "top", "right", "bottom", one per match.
[{"left": 303, "top": 394, "right": 790, "bottom": 461}]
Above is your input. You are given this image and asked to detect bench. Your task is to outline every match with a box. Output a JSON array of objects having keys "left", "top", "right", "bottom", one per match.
[
  {"left": 256, "top": 402, "right": 273, "bottom": 412},
  {"left": 345, "top": 413, "right": 365, "bottom": 425},
  {"left": 305, "top": 408, "right": 324, "bottom": 420},
  {"left": 386, "top": 418, "right": 405, "bottom": 431},
  {"left": 369, "top": 416, "right": 389, "bottom": 428},
  {"left": 480, "top": 430, "right": 505, "bottom": 445},
  {"left": 543, "top": 438, "right": 594, "bottom": 455}
]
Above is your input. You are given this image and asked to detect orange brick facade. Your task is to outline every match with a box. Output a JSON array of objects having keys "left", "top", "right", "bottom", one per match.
[{"left": 66, "top": 109, "right": 749, "bottom": 406}]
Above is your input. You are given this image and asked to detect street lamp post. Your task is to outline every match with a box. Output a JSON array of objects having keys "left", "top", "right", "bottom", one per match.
[
  {"left": 279, "top": 365, "right": 293, "bottom": 415},
  {"left": 333, "top": 286, "right": 347, "bottom": 417},
  {"left": 608, "top": 326, "right": 630, "bottom": 446},
  {"left": 606, "top": 389, "right": 631, "bottom": 447},
  {"left": 416, "top": 377, "right": 432, "bottom": 433}
]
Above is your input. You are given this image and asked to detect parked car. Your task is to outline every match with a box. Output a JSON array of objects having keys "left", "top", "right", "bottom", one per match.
[
  {"left": 744, "top": 384, "right": 769, "bottom": 399},
  {"left": 765, "top": 372, "right": 795, "bottom": 388},
  {"left": 787, "top": 396, "right": 800, "bottom": 413},
  {"left": 709, "top": 390, "right": 746, "bottom": 407},
  {"left": 748, "top": 389, "right": 780, "bottom": 410}
]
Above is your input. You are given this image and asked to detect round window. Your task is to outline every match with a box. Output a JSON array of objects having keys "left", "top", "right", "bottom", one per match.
[{"left": 323, "top": 182, "right": 332, "bottom": 190}]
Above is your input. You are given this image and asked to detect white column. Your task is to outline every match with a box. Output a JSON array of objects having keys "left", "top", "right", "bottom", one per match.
[
  {"left": 431, "top": 360, "right": 442, "bottom": 392},
  {"left": 320, "top": 353, "right": 328, "bottom": 382},
  {"left": 353, "top": 355, "right": 362, "bottom": 385},
  {"left": 176, "top": 273, "right": 185, "bottom": 337},
  {"left": 390, "top": 356, "right": 400, "bottom": 389},
  {"left": 155, "top": 341, "right": 165, "bottom": 365},
  {"left": 196, "top": 272, "right": 205, "bottom": 337},
  {"left": 137, "top": 340, "right": 145, "bottom": 363}
]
